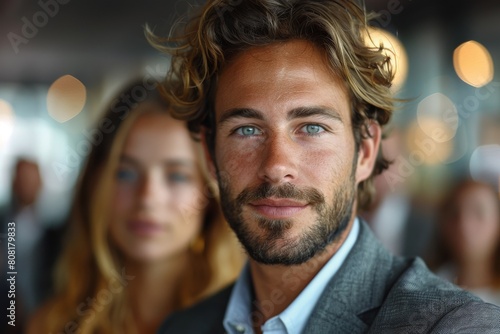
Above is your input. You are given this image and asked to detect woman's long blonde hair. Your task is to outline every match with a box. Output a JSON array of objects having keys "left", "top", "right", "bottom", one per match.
[{"left": 40, "top": 80, "right": 243, "bottom": 333}]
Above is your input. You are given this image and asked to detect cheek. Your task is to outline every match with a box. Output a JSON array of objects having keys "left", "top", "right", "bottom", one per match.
[
  {"left": 112, "top": 185, "right": 135, "bottom": 213},
  {"left": 478, "top": 219, "right": 500, "bottom": 248},
  {"left": 314, "top": 148, "right": 346, "bottom": 170},
  {"left": 109, "top": 186, "right": 134, "bottom": 241},
  {"left": 216, "top": 144, "right": 259, "bottom": 189},
  {"left": 171, "top": 186, "right": 208, "bottom": 228},
  {"left": 305, "top": 147, "right": 351, "bottom": 185},
  {"left": 218, "top": 140, "right": 258, "bottom": 169}
]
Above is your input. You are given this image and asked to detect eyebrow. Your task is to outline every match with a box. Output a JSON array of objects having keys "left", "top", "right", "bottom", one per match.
[
  {"left": 119, "top": 155, "right": 195, "bottom": 168},
  {"left": 286, "top": 106, "right": 343, "bottom": 123},
  {"left": 218, "top": 106, "right": 343, "bottom": 125},
  {"left": 218, "top": 108, "right": 264, "bottom": 125}
]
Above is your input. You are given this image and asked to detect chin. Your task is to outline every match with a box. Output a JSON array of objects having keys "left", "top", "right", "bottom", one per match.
[{"left": 122, "top": 246, "right": 175, "bottom": 263}]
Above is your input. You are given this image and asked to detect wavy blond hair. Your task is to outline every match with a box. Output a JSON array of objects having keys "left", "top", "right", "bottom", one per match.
[
  {"left": 37, "top": 80, "right": 243, "bottom": 333},
  {"left": 147, "top": 0, "right": 397, "bottom": 209}
]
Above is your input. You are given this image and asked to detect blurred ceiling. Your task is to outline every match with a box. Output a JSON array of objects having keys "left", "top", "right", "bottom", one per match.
[
  {"left": 0, "top": 0, "right": 201, "bottom": 84},
  {"left": 0, "top": 0, "right": 499, "bottom": 85}
]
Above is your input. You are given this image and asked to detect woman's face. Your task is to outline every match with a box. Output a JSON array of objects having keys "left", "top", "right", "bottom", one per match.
[
  {"left": 442, "top": 183, "right": 500, "bottom": 262},
  {"left": 109, "top": 111, "right": 207, "bottom": 263}
]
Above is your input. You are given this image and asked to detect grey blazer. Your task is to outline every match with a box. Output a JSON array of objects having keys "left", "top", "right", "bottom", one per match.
[{"left": 158, "top": 220, "right": 500, "bottom": 333}]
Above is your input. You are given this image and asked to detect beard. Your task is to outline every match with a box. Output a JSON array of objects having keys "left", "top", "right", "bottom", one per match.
[{"left": 218, "top": 166, "right": 356, "bottom": 265}]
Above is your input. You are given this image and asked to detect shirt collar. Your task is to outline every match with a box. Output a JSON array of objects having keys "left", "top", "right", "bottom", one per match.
[
  {"left": 223, "top": 218, "right": 360, "bottom": 334},
  {"left": 223, "top": 264, "right": 254, "bottom": 333}
]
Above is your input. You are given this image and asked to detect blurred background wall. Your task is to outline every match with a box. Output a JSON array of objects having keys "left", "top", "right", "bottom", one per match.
[{"left": 0, "top": 0, "right": 499, "bottom": 242}]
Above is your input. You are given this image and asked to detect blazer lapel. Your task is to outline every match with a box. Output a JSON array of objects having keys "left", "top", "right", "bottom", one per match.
[{"left": 303, "top": 220, "right": 407, "bottom": 333}]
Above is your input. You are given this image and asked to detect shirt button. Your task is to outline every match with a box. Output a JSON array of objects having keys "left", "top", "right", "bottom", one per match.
[{"left": 235, "top": 324, "right": 245, "bottom": 333}]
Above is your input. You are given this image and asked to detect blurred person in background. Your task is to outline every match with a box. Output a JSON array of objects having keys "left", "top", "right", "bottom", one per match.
[
  {"left": 430, "top": 179, "right": 500, "bottom": 305},
  {"left": 1, "top": 158, "right": 66, "bottom": 333},
  {"left": 27, "top": 80, "right": 244, "bottom": 334}
]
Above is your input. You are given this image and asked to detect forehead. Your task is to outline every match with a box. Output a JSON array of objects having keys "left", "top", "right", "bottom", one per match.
[
  {"left": 123, "top": 112, "right": 197, "bottom": 161},
  {"left": 214, "top": 39, "right": 350, "bottom": 118}
]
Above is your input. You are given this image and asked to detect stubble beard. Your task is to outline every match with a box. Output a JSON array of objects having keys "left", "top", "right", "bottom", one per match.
[{"left": 218, "top": 167, "right": 357, "bottom": 265}]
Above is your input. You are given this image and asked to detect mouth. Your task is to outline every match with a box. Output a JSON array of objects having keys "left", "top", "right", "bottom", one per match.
[
  {"left": 248, "top": 198, "right": 309, "bottom": 219},
  {"left": 127, "top": 219, "right": 164, "bottom": 237}
]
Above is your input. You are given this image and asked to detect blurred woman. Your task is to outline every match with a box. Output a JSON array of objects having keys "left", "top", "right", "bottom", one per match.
[
  {"left": 431, "top": 179, "right": 500, "bottom": 305},
  {"left": 27, "top": 80, "right": 244, "bottom": 333}
]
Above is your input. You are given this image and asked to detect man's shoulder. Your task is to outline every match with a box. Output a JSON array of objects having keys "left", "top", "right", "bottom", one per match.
[
  {"left": 157, "top": 283, "right": 233, "bottom": 334},
  {"left": 372, "top": 257, "right": 500, "bottom": 332}
]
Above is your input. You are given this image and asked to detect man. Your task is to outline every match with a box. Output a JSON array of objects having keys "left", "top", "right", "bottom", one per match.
[
  {"left": 153, "top": 0, "right": 500, "bottom": 333},
  {"left": 1, "top": 159, "right": 66, "bottom": 333}
]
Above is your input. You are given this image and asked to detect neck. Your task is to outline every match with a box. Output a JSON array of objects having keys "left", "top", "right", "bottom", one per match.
[
  {"left": 248, "top": 218, "right": 355, "bottom": 327},
  {"left": 456, "top": 256, "right": 496, "bottom": 289},
  {"left": 126, "top": 251, "right": 190, "bottom": 334}
]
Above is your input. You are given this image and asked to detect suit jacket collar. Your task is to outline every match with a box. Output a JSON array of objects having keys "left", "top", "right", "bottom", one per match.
[
  {"left": 303, "top": 220, "right": 406, "bottom": 333},
  {"left": 165, "top": 219, "right": 404, "bottom": 334}
]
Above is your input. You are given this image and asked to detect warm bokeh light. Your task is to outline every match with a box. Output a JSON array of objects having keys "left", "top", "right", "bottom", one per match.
[
  {"left": 365, "top": 27, "right": 409, "bottom": 92},
  {"left": 406, "top": 118, "right": 453, "bottom": 165},
  {"left": 0, "top": 99, "right": 15, "bottom": 147},
  {"left": 47, "top": 75, "right": 87, "bottom": 123},
  {"left": 416, "top": 93, "right": 458, "bottom": 142},
  {"left": 453, "top": 40, "right": 494, "bottom": 87}
]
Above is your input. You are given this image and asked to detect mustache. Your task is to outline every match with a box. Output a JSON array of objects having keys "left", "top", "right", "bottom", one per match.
[{"left": 236, "top": 182, "right": 325, "bottom": 205}]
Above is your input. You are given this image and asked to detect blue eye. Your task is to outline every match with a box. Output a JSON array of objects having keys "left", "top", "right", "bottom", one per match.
[
  {"left": 167, "top": 172, "right": 190, "bottom": 183},
  {"left": 116, "top": 169, "right": 138, "bottom": 182},
  {"left": 301, "top": 124, "right": 325, "bottom": 135},
  {"left": 235, "top": 126, "right": 262, "bottom": 136}
]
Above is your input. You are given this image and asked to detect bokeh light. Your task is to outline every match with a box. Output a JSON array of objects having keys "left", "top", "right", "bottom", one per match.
[
  {"left": 47, "top": 75, "right": 87, "bottom": 123},
  {"left": 406, "top": 119, "right": 454, "bottom": 165},
  {"left": 453, "top": 40, "right": 494, "bottom": 88},
  {"left": 366, "top": 27, "right": 409, "bottom": 92},
  {"left": 416, "top": 93, "right": 458, "bottom": 142}
]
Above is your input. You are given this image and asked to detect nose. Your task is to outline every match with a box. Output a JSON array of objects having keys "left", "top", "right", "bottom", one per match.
[
  {"left": 257, "top": 133, "right": 298, "bottom": 184},
  {"left": 138, "top": 171, "right": 168, "bottom": 210}
]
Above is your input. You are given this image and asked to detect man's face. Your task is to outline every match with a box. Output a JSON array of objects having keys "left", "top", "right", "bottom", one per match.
[{"left": 212, "top": 40, "right": 363, "bottom": 265}]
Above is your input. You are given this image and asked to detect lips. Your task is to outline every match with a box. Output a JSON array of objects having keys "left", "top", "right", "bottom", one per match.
[
  {"left": 127, "top": 219, "right": 164, "bottom": 237},
  {"left": 248, "top": 198, "right": 308, "bottom": 219}
]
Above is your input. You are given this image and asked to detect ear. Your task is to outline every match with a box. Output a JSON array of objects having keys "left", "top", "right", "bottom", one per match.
[
  {"left": 200, "top": 127, "right": 217, "bottom": 179},
  {"left": 355, "top": 121, "right": 382, "bottom": 185}
]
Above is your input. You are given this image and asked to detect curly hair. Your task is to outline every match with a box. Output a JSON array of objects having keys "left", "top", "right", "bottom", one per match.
[{"left": 147, "top": 0, "right": 396, "bottom": 209}]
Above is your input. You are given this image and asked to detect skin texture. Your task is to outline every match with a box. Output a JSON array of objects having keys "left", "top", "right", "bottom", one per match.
[
  {"left": 110, "top": 111, "right": 206, "bottom": 263},
  {"left": 205, "top": 39, "right": 381, "bottom": 326}
]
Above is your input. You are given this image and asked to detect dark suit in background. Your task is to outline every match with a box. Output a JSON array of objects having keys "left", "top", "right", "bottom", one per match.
[{"left": 0, "top": 206, "right": 67, "bottom": 334}]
